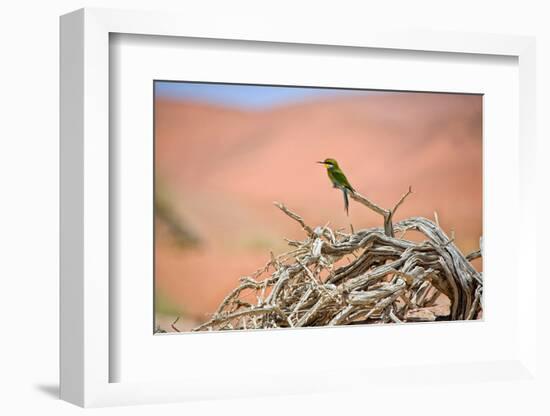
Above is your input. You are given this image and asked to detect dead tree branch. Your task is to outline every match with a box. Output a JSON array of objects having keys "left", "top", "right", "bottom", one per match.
[
  {"left": 192, "top": 190, "right": 482, "bottom": 332},
  {"left": 274, "top": 202, "right": 315, "bottom": 237},
  {"left": 349, "top": 186, "right": 413, "bottom": 237}
]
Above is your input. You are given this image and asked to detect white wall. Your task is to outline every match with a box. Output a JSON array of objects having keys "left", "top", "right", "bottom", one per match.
[{"left": 1, "top": 1, "right": 548, "bottom": 415}]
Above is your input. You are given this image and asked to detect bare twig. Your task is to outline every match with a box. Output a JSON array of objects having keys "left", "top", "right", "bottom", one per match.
[
  {"left": 392, "top": 186, "right": 413, "bottom": 214},
  {"left": 171, "top": 316, "right": 181, "bottom": 333},
  {"left": 349, "top": 186, "right": 412, "bottom": 237},
  {"left": 274, "top": 202, "right": 315, "bottom": 237},
  {"left": 466, "top": 250, "right": 482, "bottom": 261},
  {"left": 348, "top": 192, "right": 387, "bottom": 217}
]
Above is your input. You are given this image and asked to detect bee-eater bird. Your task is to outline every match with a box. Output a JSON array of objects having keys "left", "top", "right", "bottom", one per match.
[{"left": 317, "top": 158, "right": 355, "bottom": 216}]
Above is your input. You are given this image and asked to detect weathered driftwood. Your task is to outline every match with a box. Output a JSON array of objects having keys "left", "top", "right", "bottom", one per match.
[{"left": 192, "top": 188, "right": 482, "bottom": 332}]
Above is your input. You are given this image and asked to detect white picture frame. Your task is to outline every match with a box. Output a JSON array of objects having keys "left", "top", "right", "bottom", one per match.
[{"left": 60, "top": 7, "right": 539, "bottom": 408}]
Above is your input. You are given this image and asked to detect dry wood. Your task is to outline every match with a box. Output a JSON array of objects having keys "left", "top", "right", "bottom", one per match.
[
  {"left": 348, "top": 186, "right": 413, "bottom": 237},
  {"left": 192, "top": 187, "right": 482, "bottom": 332}
]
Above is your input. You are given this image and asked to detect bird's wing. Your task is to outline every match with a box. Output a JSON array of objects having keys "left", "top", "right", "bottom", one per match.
[{"left": 329, "top": 169, "right": 354, "bottom": 191}]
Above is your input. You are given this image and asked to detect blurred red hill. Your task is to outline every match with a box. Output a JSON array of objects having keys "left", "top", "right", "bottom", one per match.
[{"left": 154, "top": 92, "right": 482, "bottom": 326}]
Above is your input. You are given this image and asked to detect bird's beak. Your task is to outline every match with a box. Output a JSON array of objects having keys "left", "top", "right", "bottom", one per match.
[{"left": 316, "top": 161, "right": 325, "bottom": 164}]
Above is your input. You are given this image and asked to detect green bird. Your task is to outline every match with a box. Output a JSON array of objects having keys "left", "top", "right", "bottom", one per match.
[{"left": 317, "top": 158, "right": 355, "bottom": 215}]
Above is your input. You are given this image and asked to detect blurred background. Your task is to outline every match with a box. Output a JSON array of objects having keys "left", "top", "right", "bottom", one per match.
[{"left": 154, "top": 82, "right": 482, "bottom": 332}]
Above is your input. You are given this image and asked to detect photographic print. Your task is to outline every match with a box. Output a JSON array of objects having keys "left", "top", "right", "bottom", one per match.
[{"left": 154, "top": 82, "right": 483, "bottom": 333}]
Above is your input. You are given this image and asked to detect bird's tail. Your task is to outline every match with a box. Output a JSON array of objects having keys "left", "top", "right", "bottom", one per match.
[{"left": 343, "top": 189, "right": 350, "bottom": 216}]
